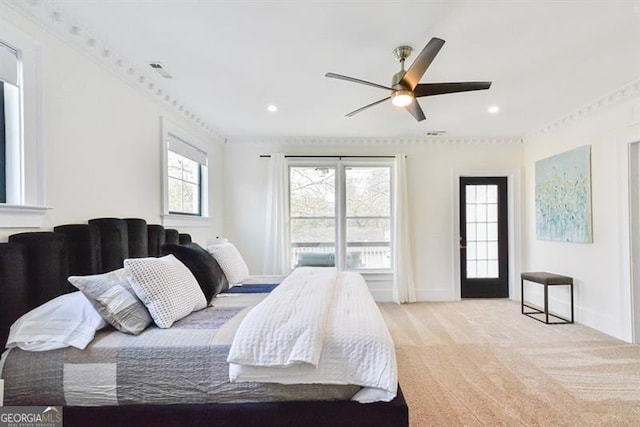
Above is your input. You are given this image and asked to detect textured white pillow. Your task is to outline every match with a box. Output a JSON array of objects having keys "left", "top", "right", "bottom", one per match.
[
  {"left": 124, "top": 255, "right": 207, "bottom": 328},
  {"left": 6, "top": 291, "right": 108, "bottom": 351},
  {"left": 207, "top": 242, "right": 250, "bottom": 285}
]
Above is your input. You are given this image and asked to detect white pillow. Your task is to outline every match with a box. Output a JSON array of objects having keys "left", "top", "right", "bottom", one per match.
[
  {"left": 207, "top": 242, "right": 250, "bottom": 285},
  {"left": 6, "top": 291, "right": 108, "bottom": 351},
  {"left": 124, "top": 255, "right": 207, "bottom": 328}
]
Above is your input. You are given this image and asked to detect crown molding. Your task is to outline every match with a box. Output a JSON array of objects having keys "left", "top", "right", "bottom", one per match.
[
  {"left": 227, "top": 136, "right": 523, "bottom": 146},
  {"left": 529, "top": 78, "right": 640, "bottom": 138},
  {"left": 1, "top": 0, "right": 226, "bottom": 141}
]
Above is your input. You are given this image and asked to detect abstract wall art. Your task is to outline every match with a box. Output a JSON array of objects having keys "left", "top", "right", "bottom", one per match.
[{"left": 535, "top": 145, "right": 592, "bottom": 243}]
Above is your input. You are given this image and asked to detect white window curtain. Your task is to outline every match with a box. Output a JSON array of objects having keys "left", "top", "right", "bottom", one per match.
[
  {"left": 263, "top": 153, "right": 290, "bottom": 275},
  {"left": 392, "top": 154, "right": 416, "bottom": 303}
]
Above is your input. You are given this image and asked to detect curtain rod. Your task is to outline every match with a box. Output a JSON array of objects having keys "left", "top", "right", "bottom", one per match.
[{"left": 259, "top": 155, "right": 404, "bottom": 159}]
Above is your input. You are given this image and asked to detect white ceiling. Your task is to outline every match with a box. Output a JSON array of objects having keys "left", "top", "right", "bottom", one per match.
[{"left": 9, "top": 0, "right": 640, "bottom": 140}]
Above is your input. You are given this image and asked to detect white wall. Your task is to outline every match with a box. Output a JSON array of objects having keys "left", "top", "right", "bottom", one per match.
[
  {"left": 523, "top": 95, "right": 640, "bottom": 342},
  {"left": 223, "top": 139, "right": 523, "bottom": 301},
  {"left": 0, "top": 4, "right": 224, "bottom": 245}
]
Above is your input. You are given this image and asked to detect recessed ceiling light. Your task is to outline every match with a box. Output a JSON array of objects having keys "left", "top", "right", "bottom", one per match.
[
  {"left": 267, "top": 105, "right": 278, "bottom": 113},
  {"left": 488, "top": 105, "right": 500, "bottom": 114}
]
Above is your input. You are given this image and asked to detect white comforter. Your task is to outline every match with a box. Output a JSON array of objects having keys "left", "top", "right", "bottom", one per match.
[{"left": 227, "top": 267, "right": 398, "bottom": 403}]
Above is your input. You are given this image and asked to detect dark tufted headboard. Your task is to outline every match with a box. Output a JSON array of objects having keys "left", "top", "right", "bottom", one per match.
[{"left": 0, "top": 218, "right": 189, "bottom": 347}]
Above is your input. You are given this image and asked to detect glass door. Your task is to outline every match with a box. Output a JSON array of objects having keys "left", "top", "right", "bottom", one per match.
[{"left": 460, "top": 177, "right": 509, "bottom": 298}]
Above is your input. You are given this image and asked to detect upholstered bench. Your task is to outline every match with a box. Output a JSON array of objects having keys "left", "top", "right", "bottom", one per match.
[{"left": 521, "top": 272, "right": 574, "bottom": 324}]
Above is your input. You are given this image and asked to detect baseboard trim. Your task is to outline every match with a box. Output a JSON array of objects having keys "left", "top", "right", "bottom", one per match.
[
  {"left": 416, "top": 288, "right": 454, "bottom": 302},
  {"left": 370, "top": 288, "right": 394, "bottom": 302}
]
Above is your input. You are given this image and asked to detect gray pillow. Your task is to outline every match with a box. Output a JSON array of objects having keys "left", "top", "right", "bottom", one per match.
[{"left": 68, "top": 268, "right": 152, "bottom": 335}]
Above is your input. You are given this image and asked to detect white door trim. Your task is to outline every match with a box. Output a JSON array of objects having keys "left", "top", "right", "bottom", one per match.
[
  {"left": 630, "top": 142, "right": 640, "bottom": 343},
  {"left": 620, "top": 139, "right": 640, "bottom": 343}
]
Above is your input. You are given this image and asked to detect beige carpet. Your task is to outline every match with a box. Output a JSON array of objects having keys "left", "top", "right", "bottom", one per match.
[{"left": 379, "top": 300, "right": 640, "bottom": 426}]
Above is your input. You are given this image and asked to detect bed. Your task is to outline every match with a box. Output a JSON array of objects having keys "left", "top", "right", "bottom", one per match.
[{"left": 0, "top": 217, "right": 408, "bottom": 426}]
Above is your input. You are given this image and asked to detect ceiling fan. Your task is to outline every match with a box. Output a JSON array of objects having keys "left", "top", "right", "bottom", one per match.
[{"left": 325, "top": 37, "right": 492, "bottom": 122}]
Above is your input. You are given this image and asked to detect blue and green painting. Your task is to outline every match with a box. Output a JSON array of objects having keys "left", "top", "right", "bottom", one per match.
[{"left": 535, "top": 145, "right": 592, "bottom": 243}]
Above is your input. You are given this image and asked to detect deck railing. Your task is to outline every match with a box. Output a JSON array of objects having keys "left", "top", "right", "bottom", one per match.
[{"left": 291, "top": 242, "right": 390, "bottom": 269}]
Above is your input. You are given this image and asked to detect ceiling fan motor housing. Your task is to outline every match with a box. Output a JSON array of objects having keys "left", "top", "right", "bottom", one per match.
[
  {"left": 391, "top": 70, "right": 408, "bottom": 90},
  {"left": 391, "top": 68, "right": 413, "bottom": 107}
]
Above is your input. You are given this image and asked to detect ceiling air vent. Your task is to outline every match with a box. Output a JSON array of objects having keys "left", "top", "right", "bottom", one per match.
[
  {"left": 148, "top": 62, "right": 173, "bottom": 79},
  {"left": 425, "top": 130, "right": 446, "bottom": 136}
]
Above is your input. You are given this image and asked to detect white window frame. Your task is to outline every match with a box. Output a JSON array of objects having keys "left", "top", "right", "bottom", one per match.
[
  {"left": 0, "top": 18, "right": 47, "bottom": 229},
  {"left": 288, "top": 158, "right": 394, "bottom": 273},
  {"left": 161, "top": 117, "right": 210, "bottom": 227}
]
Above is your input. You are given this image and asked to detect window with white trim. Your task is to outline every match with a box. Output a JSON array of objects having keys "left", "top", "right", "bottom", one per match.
[
  {"left": 167, "top": 137, "right": 204, "bottom": 215},
  {"left": 0, "top": 41, "right": 23, "bottom": 206},
  {"left": 161, "top": 118, "right": 209, "bottom": 225},
  {"left": 289, "top": 160, "right": 393, "bottom": 271},
  {"left": 0, "top": 19, "right": 46, "bottom": 228}
]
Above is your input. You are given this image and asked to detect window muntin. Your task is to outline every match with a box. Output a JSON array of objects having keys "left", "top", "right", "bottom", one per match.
[{"left": 289, "top": 162, "right": 393, "bottom": 271}]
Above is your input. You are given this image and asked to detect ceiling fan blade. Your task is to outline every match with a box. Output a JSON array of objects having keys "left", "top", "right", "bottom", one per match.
[
  {"left": 326, "top": 72, "right": 394, "bottom": 91},
  {"left": 405, "top": 98, "right": 426, "bottom": 122},
  {"left": 414, "top": 82, "right": 492, "bottom": 97},
  {"left": 345, "top": 97, "right": 391, "bottom": 117},
  {"left": 401, "top": 37, "right": 445, "bottom": 90}
]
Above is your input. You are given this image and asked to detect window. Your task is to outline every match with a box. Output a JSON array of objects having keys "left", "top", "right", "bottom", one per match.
[
  {"left": 161, "top": 117, "right": 209, "bottom": 226},
  {"left": 290, "top": 166, "right": 337, "bottom": 267},
  {"left": 345, "top": 166, "right": 391, "bottom": 269},
  {"left": 0, "top": 42, "right": 20, "bottom": 206},
  {"left": 464, "top": 184, "right": 500, "bottom": 278},
  {"left": 0, "top": 80, "right": 6, "bottom": 204},
  {"left": 289, "top": 161, "right": 392, "bottom": 271},
  {"left": 0, "top": 19, "right": 46, "bottom": 228},
  {"left": 167, "top": 141, "right": 203, "bottom": 216}
]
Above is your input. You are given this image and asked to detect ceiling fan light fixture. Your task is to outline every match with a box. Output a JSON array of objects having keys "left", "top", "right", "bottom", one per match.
[{"left": 391, "top": 90, "right": 413, "bottom": 107}]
